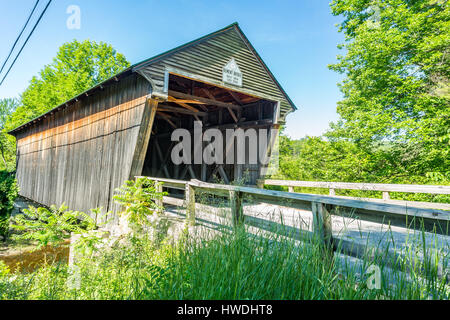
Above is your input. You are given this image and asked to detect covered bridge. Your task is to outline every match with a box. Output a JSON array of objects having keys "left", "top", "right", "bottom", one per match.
[{"left": 8, "top": 23, "right": 296, "bottom": 219}]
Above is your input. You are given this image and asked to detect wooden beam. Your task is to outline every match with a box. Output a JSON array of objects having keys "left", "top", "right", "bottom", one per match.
[
  {"left": 156, "top": 111, "right": 174, "bottom": 118},
  {"left": 227, "top": 107, "right": 238, "bottom": 123},
  {"left": 170, "top": 99, "right": 206, "bottom": 105},
  {"left": 187, "top": 165, "right": 197, "bottom": 179},
  {"left": 154, "top": 139, "right": 171, "bottom": 178},
  {"left": 218, "top": 165, "right": 230, "bottom": 184},
  {"left": 201, "top": 88, "right": 238, "bottom": 123},
  {"left": 168, "top": 90, "right": 241, "bottom": 111},
  {"left": 168, "top": 96, "right": 199, "bottom": 113},
  {"left": 226, "top": 90, "right": 243, "bottom": 105},
  {"left": 200, "top": 87, "right": 216, "bottom": 100},
  {"left": 128, "top": 99, "right": 158, "bottom": 179},
  {"left": 156, "top": 114, "right": 177, "bottom": 129},
  {"left": 158, "top": 104, "right": 207, "bottom": 117}
]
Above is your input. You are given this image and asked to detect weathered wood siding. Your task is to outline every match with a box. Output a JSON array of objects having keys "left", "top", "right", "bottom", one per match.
[
  {"left": 15, "top": 74, "right": 152, "bottom": 222},
  {"left": 137, "top": 26, "right": 293, "bottom": 121}
]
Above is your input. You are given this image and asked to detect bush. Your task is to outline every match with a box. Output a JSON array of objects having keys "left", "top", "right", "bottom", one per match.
[
  {"left": 113, "top": 177, "right": 166, "bottom": 232},
  {"left": 11, "top": 204, "right": 100, "bottom": 249},
  {"left": 0, "top": 170, "right": 18, "bottom": 240}
]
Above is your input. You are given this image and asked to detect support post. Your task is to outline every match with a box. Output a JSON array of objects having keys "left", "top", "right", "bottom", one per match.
[
  {"left": 185, "top": 183, "right": 196, "bottom": 226},
  {"left": 288, "top": 186, "right": 294, "bottom": 193},
  {"left": 128, "top": 98, "right": 158, "bottom": 179},
  {"left": 383, "top": 192, "right": 390, "bottom": 201},
  {"left": 155, "top": 180, "right": 163, "bottom": 214},
  {"left": 311, "top": 202, "right": 333, "bottom": 254},
  {"left": 329, "top": 188, "right": 336, "bottom": 196},
  {"left": 229, "top": 190, "right": 243, "bottom": 227},
  {"left": 256, "top": 180, "right": 264, "bottom": 189}
]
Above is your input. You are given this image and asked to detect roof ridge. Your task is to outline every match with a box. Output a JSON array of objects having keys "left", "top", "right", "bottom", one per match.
[{"left": 131, "top": 22, "right": 239, "bottom": 71}]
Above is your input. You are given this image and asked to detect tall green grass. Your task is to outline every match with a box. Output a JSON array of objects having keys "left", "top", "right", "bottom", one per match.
[{"left": 0, "top": 217, "right": 448, "bottom": 300}]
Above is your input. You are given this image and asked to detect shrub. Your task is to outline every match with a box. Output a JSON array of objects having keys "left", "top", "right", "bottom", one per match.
[
  {"left": 11, "top": 204, "right": 103, "bottom": 249},
  {"left": 113, "top": 177, "right": 166, "bottom": 231},
  {"left": 0, "top": 170, "right": 18, "bottom": 240}
]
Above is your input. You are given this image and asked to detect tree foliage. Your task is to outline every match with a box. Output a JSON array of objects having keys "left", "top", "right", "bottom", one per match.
[
  {"left": 0, "top": 99, "right": 18, "bottom": 170},
  {"left": 11, "top": 204, "right": 99, "bottom": 249},
  {"left": 0, "top": 170, "right": 18, "bottom": 239},
  {"left": 5, "top": 40, "right": 130, "bottom": 133},
  {"left": 113, "top": 178, "right": 166, "bottom": 231},
  {"left": 323, "top": 0, "right": 449, "bottom": 182}
]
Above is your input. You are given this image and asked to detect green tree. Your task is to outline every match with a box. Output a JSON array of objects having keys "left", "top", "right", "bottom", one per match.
[
  {"left": 5, "top": 40, "right": 130, "bottom": 132},
  {"left": 0, "top": 170, "right": 18, "bottom": 240},
  {"left": 328, "top": 0, "right": 450, "bottom": 182},
  {"left": 0, "top": 98, "right": 18, "bottom": 170}
]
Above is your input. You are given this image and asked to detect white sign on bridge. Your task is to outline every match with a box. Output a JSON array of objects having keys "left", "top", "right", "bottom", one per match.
[{"left": 222, "top": 58, "right": 242, "bottom": 87}]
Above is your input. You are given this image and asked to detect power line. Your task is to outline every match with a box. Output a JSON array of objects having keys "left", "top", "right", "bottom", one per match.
[
  {"left": 0, "top": 0, "right": 52, "bottom": 87},
  {"left": 0, "top": 0, "right": 41, "bottom": 76}
]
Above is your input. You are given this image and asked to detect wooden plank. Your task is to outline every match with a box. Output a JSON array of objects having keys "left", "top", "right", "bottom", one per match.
[
  {"left": 135, "top": 176, "right": 186, "bottom": 189},
  {"left": 258, "top": 179, "right": 450, "bottom": 195},
  {"left": 186, "top": 179, "right": 450, "bottom": 234}
]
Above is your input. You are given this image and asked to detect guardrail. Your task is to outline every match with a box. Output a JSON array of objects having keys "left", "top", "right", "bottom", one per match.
[
  {"left": 137, "top": 176, "right": 450, "bottom": 280},
  {"left": 256, "top": 179, "right": 450, "bottom": 210},
  {"left": 137, "top": 176, "right": 450, "bottom": 235},
  {"left": 256, "top": 179, "right": 450, "bottom": 198}
]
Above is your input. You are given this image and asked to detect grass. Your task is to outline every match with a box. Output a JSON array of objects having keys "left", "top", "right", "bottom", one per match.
[
  {"left": 0, "top": 176, "right": 448, "bottom": 300},
  {"left": 0, "top": 212, "right": 448, "bottom": 300}
]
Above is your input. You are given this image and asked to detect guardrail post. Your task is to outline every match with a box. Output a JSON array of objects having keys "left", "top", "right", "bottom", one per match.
[
  {"left": 229, "top": 190, "right": 243, "bottom": 227},
  {"left": 329, "top": 188, "right": 335, "bottom": 196},
  {"left": 383, "top": 192, "right": 390, "bottom": 200},
  {"left": 153, "top": 180, "right": 164, "bottom": 214},
  {"left": 311, "top": 202, "right": 333, "bottom": 255},
  {"left": 288, "top": 186, "right": 294, "bottom": 193},
  {"left": 185, "top": 183, "right": 196, "bottom": 226},
  {"left": 256, "top": 180, "right": 264, "bottom": 189}
]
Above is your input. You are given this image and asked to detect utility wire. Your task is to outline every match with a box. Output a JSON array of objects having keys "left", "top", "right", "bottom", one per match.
[
  {"left": 0, "top": 0, "right": 52, "bottom": 87},
  {"left": 0, "top": 0, "right": 40, "bottom": 76}
]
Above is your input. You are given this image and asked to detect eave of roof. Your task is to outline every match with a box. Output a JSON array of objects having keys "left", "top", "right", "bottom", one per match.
[
  {"left": 9, "top": 22, "right": 297, "bottom": 135},
  {"left": 8, "top": 68, "right": 134, "bottom": 135}
]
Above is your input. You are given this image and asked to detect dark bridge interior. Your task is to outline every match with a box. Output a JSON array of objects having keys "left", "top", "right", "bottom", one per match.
[{"left": 142, "top": 73, "right": 278, "bottom": 185}]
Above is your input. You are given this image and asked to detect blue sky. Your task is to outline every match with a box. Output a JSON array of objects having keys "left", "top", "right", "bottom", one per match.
[{"left": 0, "top": 0, "right": 345, "bottom": 139}]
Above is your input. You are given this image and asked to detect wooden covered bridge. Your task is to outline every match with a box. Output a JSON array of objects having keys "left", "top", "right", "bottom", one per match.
[{"left": 8, "top": 23, "right": 296, "bottom": 218}]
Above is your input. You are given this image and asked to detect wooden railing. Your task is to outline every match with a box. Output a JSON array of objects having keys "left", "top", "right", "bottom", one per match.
[
  {"left": 138, "top": 176, "right": 450, "bottom": 235},
  {"left": 256, "top": 179, "right": 450, "bottom": 198},
  {"left": 256, "top": 179, "right": 450, "bottom": 210},
  {"left": 137, "top": 176, "right": 450, "bottom": 280}
]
